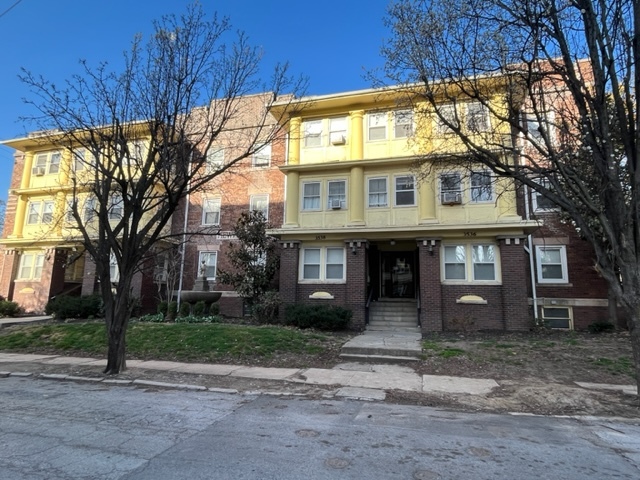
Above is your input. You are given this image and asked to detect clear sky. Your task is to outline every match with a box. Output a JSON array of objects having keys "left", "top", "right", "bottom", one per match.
[{"left": 0, "top": 0, "right": 393, "bottom": 202}]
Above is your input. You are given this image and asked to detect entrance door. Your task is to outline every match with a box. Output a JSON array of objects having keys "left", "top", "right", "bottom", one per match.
[{"left": 380, "top": 252, "right": 415, "bottom": 298}]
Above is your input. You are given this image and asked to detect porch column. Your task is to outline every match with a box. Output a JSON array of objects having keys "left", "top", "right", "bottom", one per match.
[
  {"left": 348, "top": 166, "right": 365, "bottom": 226},
  {"left": 278, "top": 241, "right": 300, "bottom": 322},
  {"left": 418, "top": 238, "right": 443, "bottom": 333},
  {"left": 346, "top": 239, "right": 367, "bottom": 331},
  {"left": 284, "top": 171, "right": 300, "bottom": 227},
  {"left": 498, "top": 236, "right": 532, "bottom": 330}
]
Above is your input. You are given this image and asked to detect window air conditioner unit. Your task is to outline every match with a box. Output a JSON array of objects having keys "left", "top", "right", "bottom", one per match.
[
  {"left": 32, "top": 166, "right": 46, "bottom": 176},
  {"left": 441, "top": 192, "right": 462, "bottom": 205},
  {"left": 330, "top": 199, "right": 343, "bottom": 209},
  {"left": 330, "top": 133, "right": 346, "bottom": 145}
]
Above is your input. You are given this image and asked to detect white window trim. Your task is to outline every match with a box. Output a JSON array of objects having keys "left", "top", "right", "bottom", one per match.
[
  {"left": 206, "top": 148, "right": 225, "bottom": 173},
  {"left": 441, "top": 243, "right": 500, "bottom": 284},
  {"left": 439, "top": 172, "right": 463, "bottom": 205},
  {"left": 299, "top": 246, "right": 346, "bottom": 283},
  {"left": 394, "top": 174, "right": 416, "bottom": 207},
  {"left": 250, "top": 194, "right": 269, "bottom": 220},
  {"left": 301, "top": 181, "right": 322, "bottom": 211},
  {"left": 367, "top": 112, "right": 387, "bottom": 141},
  {"left": 465, "top": 102, "right": 491, "bottom": 133},
  {"left": 26, "top": 201, "right": 54, "bottom": 225},
  {"left": 470, "top": 170, "right": 494, "bottom": 203},
  {"left": 326, "top": 179, "right": 347, "bottom": 210},
  {"left": 17, "top": 252, "right": 45, "bottom": 280},
  {"left": 435, "top": 104, "right": 458, "bottom": 135},
  {"left": 303, "top": 119, "right": 323, "bottom": 148},
  {"left": 198, "top": 251, "right": 218, "bottom": 281},
  {"left": 329, "top": 117, "right": 347, "bottom": 145},
  {"left": 393, "top": 109, "right": 413, "bottom": 138},
  {"left": 535, "top": 245, "right": 569, "bottom": 284},
  {"left": 202, "top": 197, "right": 221, "bottom": 226},
  {"left": 531, "top": 179, "right": 559, "bottom": 212},
  {"left": 252, "top": 143, "right": 271, "bottom": 167},
  {"left": 367, "top": 176, "right": 389, "bottom": 208},
  {"left": 32, "top": 151, "right": 61, "bottom": 176}
]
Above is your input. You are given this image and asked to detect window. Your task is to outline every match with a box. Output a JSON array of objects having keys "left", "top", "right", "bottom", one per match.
[
  {"left": 470, "top": 171, "right": 493, "bottom": 202},
  {"left": 198, "top": 251, "right": 218, "bottom": 281},
  {"left": 26, "top": 201, "right": 54, "bottom": 225},
  {"left": 303, "top": 120, "right": 322, "bottom": 147},
  {"left": 466, "top": 102, "right": 490, "bottom": 133},
  {"left": 202, "top": 198, "right": 221, "bottom": 225},
  {"left": 395, "top": 175, "right": 416, "bottom": 206},
  {"left": 541, "top": 306, "right": 573, "bottom": 329},
  {"left": 394, "top": 110, "right": 413, "bottom": 138},
  {"left": 444, "top": 246, "right": 466, "bottom": 280},
  {"left": 83, "top": 197, "right": 96, "bottom": 222},
  {"left": 206, "top": 148, "right": 224, "bottom": 172},
  {"left": 368, "top": 177, "right": 388, "bottom": 207},
  {"left": 302, "top": 182, "right": 321, "bottom": 210},
  {"left": 329, "top": 117, "right": 347, "bottom": 145},
  {"left": 32, "top": 151, "right": 60, "bottom": 176},
  {"left": 525, "top": 111, "right": 554, "bottom": 144},
  {"left": 301, "top": 247, "right": 345, "bottom": 281},
  {"left": 367, "top": 112, "right": 387, "bottom": 141},
  {"left": 472, "top": 245, "right": 496, "bottom": 280},
  {"left": 443, "top": 244, "right": 499, "bottom": 282},
  {"left": 18, "top": 253, "right": 45, "bottom": 280},
  {"left": 536, "top": 246, "right": 568, "bottom": 283},
  {"left": 73, "top": 149, "right": 86, "bottom": 171},
  {"left": 440, "top": 173, "right": 462, "bottom": 204},
  {"left": 252, "top": 143, "right": 271, "bottom": 167},
  {"left": 127, "top": 140, "right": 146, "bottom": 165},
  {"left": 250, "top": 194, "right": 269, "bottom": 220},
  {"left": 436, "top": 104, "right": 458, "bottom": 134},
  {"left": 327, "top": 180, "right": 346, "bottom": 209},
  {"left": 108, "top": 194, "right": 123, "bottom": 220},
  {"left": 532, "top": 178, "right": 557, "bottom": 212}
]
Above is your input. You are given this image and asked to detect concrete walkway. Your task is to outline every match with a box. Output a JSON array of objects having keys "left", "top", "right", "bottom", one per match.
[
  {"left": 340, "top": 330, "right": 423, "bottom": 362},
  {"left": 0, "top": 315, "right": 53, "bottom": 329}
]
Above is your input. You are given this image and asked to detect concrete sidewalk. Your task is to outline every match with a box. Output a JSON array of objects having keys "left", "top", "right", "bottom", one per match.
[
  {"left": 0, "top": 352, "right": 501, "bottom": 400},
  {"left": 0, "top": 315, "right": 53, "bottom": 329}
]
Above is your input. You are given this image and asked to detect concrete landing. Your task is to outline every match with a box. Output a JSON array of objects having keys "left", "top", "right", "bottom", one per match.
[{"left": 340, "top": 331, "right": 423, "bottom": 363}]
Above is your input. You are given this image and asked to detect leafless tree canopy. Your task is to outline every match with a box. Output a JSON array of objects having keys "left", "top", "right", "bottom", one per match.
[
  {"left": 19, "top": 4, "right": 304, "bottom": 373},
  {"left": 381, "top": 0, "right": 640, "bottom": 390}
]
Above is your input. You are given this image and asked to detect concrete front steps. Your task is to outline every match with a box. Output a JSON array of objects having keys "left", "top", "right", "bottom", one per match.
[
  {"left": 367, "top": 299, "right": 419, "bottom": 332},
  {"left": 340, "top": 331, "right": 423, "bottom": 364}
]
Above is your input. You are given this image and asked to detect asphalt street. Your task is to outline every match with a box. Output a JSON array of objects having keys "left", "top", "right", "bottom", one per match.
[{"left": 1, "top": 376, "right": 639, "bottom": 479}]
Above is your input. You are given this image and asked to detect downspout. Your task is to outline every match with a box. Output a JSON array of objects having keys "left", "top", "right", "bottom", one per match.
[
  {"left": 523, "top": 183, "right": 539, "bottom": 324},
  {"left": 176, "top": 154, "right": 193, "bottom": 308}
]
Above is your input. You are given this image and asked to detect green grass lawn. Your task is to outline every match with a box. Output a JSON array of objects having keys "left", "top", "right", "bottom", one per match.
[{"left": 0, "top": 322, "right": 335, "bottom": 362}]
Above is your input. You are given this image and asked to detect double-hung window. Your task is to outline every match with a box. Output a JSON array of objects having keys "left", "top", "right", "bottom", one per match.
[
  {"left": 18, "top": 252, "right": 45, "bottom": 280},
  {"left": 202, "top": 198, "right": 221, "bottom": 225},
  {"left": 250, "top": 194, "right": 269, "bottom": 220},
  {"left": 395, "top": 175, "right": 416, "bottom": 206},
  {"left": 109, "top": 194, "right": 123, "bottom": 220},
  {"left": 109, "top": 251, "right": 120, "bottom": 283},
  {"left": 302, "top": 182, "right": 321, "bottom": 210},
  {"left": 368, "top": 177, "right": 388, "bottom": 208},
  {"left": 48, "top": 151, "right": 61, "bottom": 174},
  {"left": 198, "top": 251, "right": 218, "bottom": 281},
  {"left": 206, "top": 148, "right": 224, "bottom": 173},
  {"left": 252, "top": 143, "right": 271, "bottom": 167},
  {"left": 327, "top": 180, "right": 346, "bottom": 209},
  {"left": 83, "top": 197, "right": 96, "bottom": 223},
  {"left": 301, "top": 247, "right": 345, "bottom": 281},
  {"left": 303, "top": 120, "right": 323, "bottom": 147},
  {"left": 436, "top": 104, "right": 458, "bottom": 134},
  {"left": 532, "top": 178, "right": 557, "bottom": 212},
  {"left": 440, "top": 173, "right": 462, "bottom": 204},
  {"left": 394, "top": 110, "right": 413, "bottom": 138},
  {"left": 443, "top": 244, "right": 497, "bottom": 282},
  {"left": 32, "top": 151, "right": 60, "bottom": 176},
  {"left": 470, "top": 170, "right": 493, "bottom": 202},
  {"left": 27, "top": 201, "right": 54, "bottom": 225},
  {"left": 367, "top": 112, "right": 387, "bottom": 141},
  {"left": 466, "top": 102, "right": 490, "bottom": 133},
  {"left": 329, "top": 117, "right": 347, "bottom": 145},
  {"left": 536, "top": 246, "right": 568, "bottom": 283}
]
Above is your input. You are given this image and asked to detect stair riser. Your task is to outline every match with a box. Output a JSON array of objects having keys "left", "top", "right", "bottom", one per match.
[{"left": 341, "top": 347, "right": 421, "bottom": 357}]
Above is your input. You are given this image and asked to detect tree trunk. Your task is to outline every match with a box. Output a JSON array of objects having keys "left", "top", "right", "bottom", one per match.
[{"left": 103, "top": 287, "right": 131, "bottom": 375}]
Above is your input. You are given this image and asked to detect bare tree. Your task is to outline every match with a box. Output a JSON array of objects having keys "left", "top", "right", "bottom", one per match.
[
  {"left": 20, "top": 4, "right": 304, "bottom": 374},
  {"left": 381, "top": 0, "right": 640, "bottom": 392}
]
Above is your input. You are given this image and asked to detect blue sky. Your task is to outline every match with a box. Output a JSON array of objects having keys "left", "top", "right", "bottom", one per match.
[{"left": 0, "top": 0, "right": 393, "bottom": 202}]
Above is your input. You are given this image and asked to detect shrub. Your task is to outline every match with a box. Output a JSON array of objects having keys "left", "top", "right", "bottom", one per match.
[
  {"left": 135, "top": 313, "right": 165, "bottom": 323},
  {"left": 252, "top": 291, "right": 280, "bottom": 324},
  {"left": 157, "top": 301, "right": 168, "bottom": 316},
  {"left": 284, "top": 304, "right": 352, "bottom": 331},
  {"left": 209, "top": 303, "right": 220, "bottom": 316},
  {"left": 588, "top": 321, "right": 616, "bottom": 334},
  {"left": 179, "top": 301, "right": 191, "bottom": 317},
  {"left": 0, "top": 300, "right": 21, "bottom": 317},
  {"left": 166, "top": 301, "right": 178, "bottom": 321},
  {"left": 192, "top": 301, "right": 206, "bottom": 317},
  {"left": 45, "top": 295, "right": 102, "bottom": 320}
]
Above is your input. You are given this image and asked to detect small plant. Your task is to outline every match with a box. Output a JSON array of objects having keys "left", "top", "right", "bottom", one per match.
[
  {"left": 174, "top": 314, "right": 221, "bottom": 324},
  {"left": 439, "top": 347, "right": 465, "bottom": 358},
  {"left": 0, "top": 300, "right": 21, "bottom": 317},
  {"left": 588, "top": 321, "right": 615, "bottom": 334},
  {"left": 251, "top": 290, "right": 280, "bottom": 324},
  {"left": 284, "top": 304, "right": 352, "bottom": 331},
  {"left": 157, "top": 301, "right": 168, "bottom": 316},
  {"left": 166, "top": 301, "right": 178, "bottom": 321},
  {"left": 179, "top": 302, "right": 191, "bottom": 317},
  {"left": 192, "top": 301, "right": 206, "bottom": 317},
  {"left": 135, "top": 313, "right": 165, "bottom": 323}
]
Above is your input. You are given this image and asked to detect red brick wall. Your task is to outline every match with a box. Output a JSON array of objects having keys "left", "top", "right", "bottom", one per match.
[
  {"left": 418, "top": 241, "right": 443, "bottom": 333},
  {"left": 441, "top": 284, "right": 504, "bottom": 330},
  {"left": 500, "top": 238, "right": 533, "bottom": 330}
]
